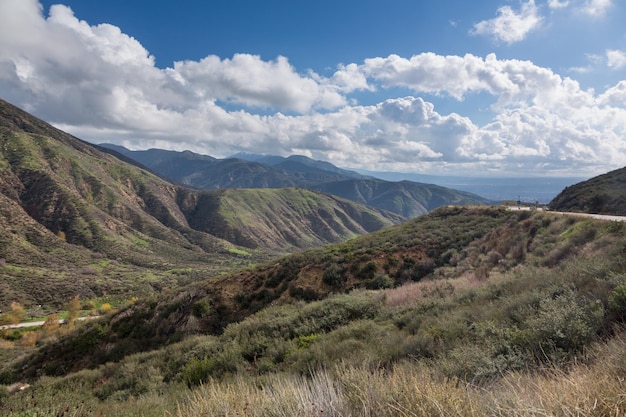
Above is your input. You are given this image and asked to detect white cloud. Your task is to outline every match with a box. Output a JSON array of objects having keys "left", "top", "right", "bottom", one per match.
[
  {"left": 170, "top": 54, "right": 346, "bottom": 113},
  {"left": 361, "top": 52, "right": 566, "bottom": 107},
  {"left": 548, "top": 0, "right": 570, "bottom": 9},
  {"left": 1, "top": 0, "right": 625, "bottom": 176},
  {"left": 0, "top": 0, "right": 344, "bottom": 122},
  {"left": 580, "top": 0, "right": 612, "bottom": 16},
  {"left": 599, "top": 81, "right": 626, "bottom": 106},
  {"left": 471, "top": 0, "right": 543, "bottom": 44},
  {"left": 607, "top": 49, "right": 626, "bottom": 70},
  {"left": 328, "top": 63, "right": 373, "bottom": 94}
]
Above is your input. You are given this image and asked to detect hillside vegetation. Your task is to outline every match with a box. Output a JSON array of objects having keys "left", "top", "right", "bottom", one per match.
[
  {"left": 549, "top": 165, "right": 626, "bottom": 215},
  {"left": 2, "top": 206, "right": 626, "bottom": 416},
  {"left": 177, "top": 187, "right": 404, "bottom": 252},
  {"left": 310, "top": 178, "right": 490, "bottom": 217},
  {"left": 0, "top": 98, "right": 402, "bottom": 308}
]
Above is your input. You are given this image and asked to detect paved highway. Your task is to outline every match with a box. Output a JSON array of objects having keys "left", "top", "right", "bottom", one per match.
[
  {"left": 507, "top": 206, "right": 626, "bottom": 222},
  {"left": 0, "top": 316, "right": 97, "bottom": 330}
]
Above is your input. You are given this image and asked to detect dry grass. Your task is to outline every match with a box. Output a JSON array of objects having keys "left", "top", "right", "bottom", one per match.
[
  {"left": 483, "top": 333, "right": 626, "bottom": 416},
  {"left": 175, "top": 371, "right": 347, "bottom": 417},
  {"left": 336, "top": 364, "right": 482, "bottom": 417},
  {"left": 380, "top": 281, "right": 428, "bottom": 308},
  {"left": 381, "top": 271, "right": 487, "bottom": 309},
  {"left": 175, "top": 332, "right": 626, "bottom": 417}
]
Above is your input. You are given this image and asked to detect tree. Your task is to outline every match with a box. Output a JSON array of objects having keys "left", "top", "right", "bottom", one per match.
[
  {"left": 42, "top": 314, "right": 61, "bottom": 338},
  {"left": 0, "top": 302, "right": 26, "bottom": 325},
  {"left": 66, "top": 296, "right": 81, "bottom": 330}
]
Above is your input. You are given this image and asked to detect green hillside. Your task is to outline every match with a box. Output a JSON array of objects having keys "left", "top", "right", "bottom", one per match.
[
  {"left": 179, "top": 187, "right": 403, "bottom": 252},
  {"left": 2, "top": 98, "right": 625, "bottom": 416},
  {"left": 549, "top": 166, "right": 626, "bottom": 215},
  {"left": 311, "top": 178, "right": 491, "bottom": 217}
]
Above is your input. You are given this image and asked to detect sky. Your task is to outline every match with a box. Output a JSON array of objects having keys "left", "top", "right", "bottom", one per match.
[{"left": 1, "top": 0, "right": 625, "bottom": 177}]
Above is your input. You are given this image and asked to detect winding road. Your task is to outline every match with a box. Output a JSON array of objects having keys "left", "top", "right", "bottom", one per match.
[
  {"left": 0, "top": 316, "right": 97, "bottom": 331},
  {"left": 507, "top": 206, "right": 626, "bottom": 222}
]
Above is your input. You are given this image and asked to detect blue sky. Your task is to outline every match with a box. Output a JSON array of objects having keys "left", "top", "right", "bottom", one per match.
[{"left": 1, "top": 0, "right": 626, "bottom": 177}]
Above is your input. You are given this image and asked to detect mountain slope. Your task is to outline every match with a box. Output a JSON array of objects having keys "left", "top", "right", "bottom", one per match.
[
  {"left": 310, "top": 179, "right": 492, "bottom": 218},
  {"left": 0, "top": 98, "right": 403, "bottom": 307},
  {"left": 178, "top": 187, "right": 403, "bottom": 252},
  {"left": 102, "top": 145, "right": 492, "bottom": 217},
  {"left": 549, "top": 166, "right": 626, "bottom": 215}
]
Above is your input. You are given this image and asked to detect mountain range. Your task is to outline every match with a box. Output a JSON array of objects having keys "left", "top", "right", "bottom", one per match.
[{"left": 99, "top": 144, "right": 492, "bottom": 218}]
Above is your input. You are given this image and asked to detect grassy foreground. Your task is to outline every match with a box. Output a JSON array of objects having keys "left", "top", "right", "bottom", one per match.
[
  {"left": 2, "top": 208, "right": 626, "bottom": 416},
  {"left": 175, "top": 335, "right": 626, "bottom": 417},
  {"left": 2, "top": 332, "right": 625, "bottom": 416}
]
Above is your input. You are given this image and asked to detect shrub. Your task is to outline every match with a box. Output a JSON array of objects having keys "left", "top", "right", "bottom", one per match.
[
  {"left": 356, "top": 261, "right": 378, "bottom": 280},
  {"left": 365, "top": 273, "right": 394, "bottom": 290},
  {"left": 609, "top": 282, "right": 626, "bottom": 321},
  {"left": 322, "top": 263, "right": 347, "bottom": 288},
  {"left": 95, "top": 361, "right": 164, "bottom": 400},
  {"left": 182, "top": 347, "right": 243, "bottom": 386},
  {"left": 519, "top": 288, "right": 605, "bottom": 358},
  {"left": 19, "top": 331, "right": 39, "bottom": 347},
  {"left": 191, "top": 300, "right": 211, "bottom": 318},
  {"left": 99, "top": 303, "right": 113, "bottom": 314}
]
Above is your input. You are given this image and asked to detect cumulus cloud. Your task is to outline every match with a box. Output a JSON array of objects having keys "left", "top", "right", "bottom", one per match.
[
  {"left": 170, "top": 54, "right": 346, "bottom": 112},
  {"left": 607, "top": 49, "right": 626, "bottom": 70},
  {"left": 361, "top": 52, "right": 567, "bottom": 109},
  {"left": 1, "top": 0, "right": 626, "bottom": 176},
  {"left": 471, "top": 0, "right": 542, "bottom": 44},
  {"left": 599, "top": 81, "right": 626, "bottom": 106},
  {"left": 0, "top": 0, "right": 343, "bottom": 122}
]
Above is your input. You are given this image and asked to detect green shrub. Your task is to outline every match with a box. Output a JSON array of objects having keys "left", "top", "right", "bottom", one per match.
[
  {"left": 192, "top": 300, "right": 212, "bottom": 318},
  {"left": 609, "top": 282, "right": 626, "bottom": 320},
  {"left": 366, "top": 273, "right": 394, "bottom": 290},
  {"left": 519, "top": 288, "right": 605, "bottom": 358},
  {"left": 356, "top": 261, "right": 378, "bottom": 280},
  {"left": 182, "top": 345, "right": 243, "bottom": 386},
  {"left": 322, "top": 263, "right": 347, "bottom": 287},
  {"left": 95, "top": 362, "right": 164, "bottom": 400}
]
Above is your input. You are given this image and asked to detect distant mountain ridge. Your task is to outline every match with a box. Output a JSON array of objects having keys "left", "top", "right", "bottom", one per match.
[
  {"left": 101, "top": 145, "right": 492, "bottom": 217},
  {"left": 232, "top": 152, "right": 372, "bottom": 180}
]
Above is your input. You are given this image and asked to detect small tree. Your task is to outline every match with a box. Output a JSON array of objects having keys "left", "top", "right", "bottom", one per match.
[
  {"left": 66, "top": 296, "right": 81, "bottom": 330},
  {"left": 42, "top": 314, "right": 61, "bottom": 338},
  {"left": 99, "top": 303, "right": 113, "bottom": 314},
  {"left": 0, "top": 302, "right": 26, "bottom": 325}
]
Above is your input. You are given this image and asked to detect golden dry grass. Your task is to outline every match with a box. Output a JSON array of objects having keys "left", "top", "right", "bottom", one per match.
[{"left": 175, "top": 332, "right": 626, "bottom": 417}]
